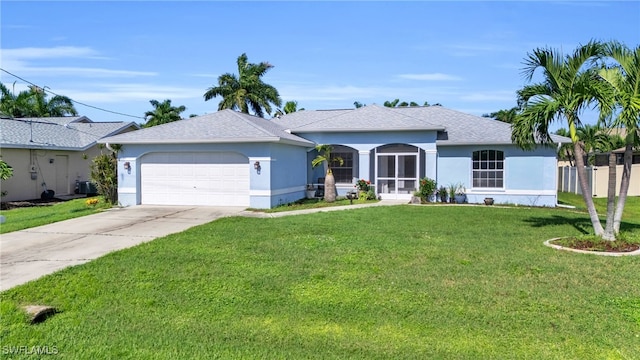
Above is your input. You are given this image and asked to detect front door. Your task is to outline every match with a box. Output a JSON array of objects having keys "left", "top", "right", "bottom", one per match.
[
  {"left": 377, "top": 153, "right": 418, "bottom": 200},
  {"left": 55, "top": 155, "right": 69, "bottom": 195}
]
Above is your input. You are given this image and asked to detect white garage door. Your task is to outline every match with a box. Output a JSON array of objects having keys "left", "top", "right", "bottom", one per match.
[{"left": 141, "top": 152, "right": 250, "bottom": 206}]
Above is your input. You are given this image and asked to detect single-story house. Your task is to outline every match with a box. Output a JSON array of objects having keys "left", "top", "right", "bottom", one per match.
[
  {"left": 99, "top": 105, "right": 567, "bottom": 208},
  {"left": 0, "top": 116, "right": 139, "bottom": 201}
]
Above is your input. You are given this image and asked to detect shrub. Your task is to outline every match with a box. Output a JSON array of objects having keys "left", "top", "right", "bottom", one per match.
[
  {"left": 90, "top": 150, "right": 118, "bottom": 205},
  {"left": 419, "top": 177, "right": 437, "bottom": 202}
]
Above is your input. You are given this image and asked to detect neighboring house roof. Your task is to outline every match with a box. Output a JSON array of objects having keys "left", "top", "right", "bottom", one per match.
[
  {"left": 1, "top": 116, "right": 139, "bottom": 151},
  {"left": 98, "top": 109, "right": 314, "bottom": 147},
  {"left": 275, "top": 104, "right": 569, "bottom": 145}
]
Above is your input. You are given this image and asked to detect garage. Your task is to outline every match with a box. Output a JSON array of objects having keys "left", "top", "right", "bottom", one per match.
[{"left": 140, "top": 152, "right": 250, "bottom": 206}]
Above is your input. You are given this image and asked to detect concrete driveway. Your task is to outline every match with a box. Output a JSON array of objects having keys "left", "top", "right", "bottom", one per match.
[{"left": 0, "top": 205, "right": 245, "bottom": 291}]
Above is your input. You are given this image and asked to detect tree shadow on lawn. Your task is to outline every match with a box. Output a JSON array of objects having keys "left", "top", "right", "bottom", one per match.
[{"left": 523, "top": 215, "right": 640, "bottom": 235}]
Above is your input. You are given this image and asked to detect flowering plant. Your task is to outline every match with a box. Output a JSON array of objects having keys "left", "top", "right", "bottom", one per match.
[
  {"left": 86, "top": 198, "right": 99, "bottom": 206},
  {"left": 355, "top": 179, "right": 371, "bottom": 192}
]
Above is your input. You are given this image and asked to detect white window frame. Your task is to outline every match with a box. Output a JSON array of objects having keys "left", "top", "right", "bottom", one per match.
[{"left": 472, "top": 150, "right": 504, "bottom": 189}]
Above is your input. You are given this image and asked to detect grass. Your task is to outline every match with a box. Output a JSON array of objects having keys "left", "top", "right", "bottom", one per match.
[
  {"left": 1, "top": 204, "right": 639, "bottom": 359},
  {"left": 254, "top": 197, "right": 379, "bottom": 213},
  {"left": 558, "top": 191, "right": 640, "bottom": 221},
  {"left": 0, "top": 197, "right": 110, "bottom": 234}
]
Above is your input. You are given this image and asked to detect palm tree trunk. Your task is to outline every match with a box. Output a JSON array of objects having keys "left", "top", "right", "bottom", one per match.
[
  {"left": 613, "top": 143, "right": 633, "bottom": 234},
  {"left": 602, "top": 152, "right": 617, "bottom": 241},
  {"left": 324, "top": 170, "right": 337, "bottom": 203},
  {"left": 573, "top": 141, "right": 605, "bottom": 236}
]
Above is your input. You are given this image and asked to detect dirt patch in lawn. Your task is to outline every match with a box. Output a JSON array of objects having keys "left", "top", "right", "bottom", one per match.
[{"left": 0, "top": 198, "right": 65, "bottom": 210}]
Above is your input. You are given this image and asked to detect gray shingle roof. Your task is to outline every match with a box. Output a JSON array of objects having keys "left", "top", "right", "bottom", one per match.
[
  {"left": 98, "top": 109, "right": 314, "bottom": 147},
  {"left": 275, "top": 104, "right": 570, "bottom": 145},
  {"left": 272, "top": 104, "right": 444, "bottom": 132},
  {"left": 1, "top": 116, "right": 139, "bottom": 150}
]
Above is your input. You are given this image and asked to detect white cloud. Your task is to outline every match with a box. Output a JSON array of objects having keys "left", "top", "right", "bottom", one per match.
[
  {"left": 18, "top": 67, "right": 156, "bottom": 78},
  {"left": 397, "top": 73, "right": 463, "bottom": 81},
  {"left": 60, "top": 83, "right": 204, "bottom": 103},
  {"left": 1, "top": 46, "right": 155, "bottom": 78},
  {"left": 2, "top": 46, "right": 99, "bottom": 59}
]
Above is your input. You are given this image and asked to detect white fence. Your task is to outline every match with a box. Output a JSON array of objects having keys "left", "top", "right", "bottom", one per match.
[{"left": 558, "top": 165, "right": 640, "bottom": 197}]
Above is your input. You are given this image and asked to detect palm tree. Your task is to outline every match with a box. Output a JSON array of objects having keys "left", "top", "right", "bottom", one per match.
[
  {"left": 143, "top": 99, "right": 186, "bottom": 128},
  {"left": 354, "top": 101, "right": 365, "bottom": 108},
  {"left": 554, "top": 128, "right": 575, "bottom": 166},
  {"left": 383, "top": 99, "right": 432, "bottom": 107},
  {"left": 311, "top": 144, "right": 343, "bottom": 203},
  {"left": 0, "top": 83, "right": 77, "bottom": 117},
  {"left": 598, "top": 41, "right": 640, "bottom": 235},
  {"left": 274, "top": 100, "right": 304, "bottom": 117},
  {"left": 576, "top": 124, "right": 609, "bottom": 165},
  {"left": 203, "top": 53, "right": 282, "bottom": 118},
  {"left": 511, "top": 41, "right": 613, "bottom": 239},
  {"left": 482, "top": 107, "right": 520, "bottom": 124}
]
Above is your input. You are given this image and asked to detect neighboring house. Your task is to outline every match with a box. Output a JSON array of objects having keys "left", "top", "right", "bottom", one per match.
[
  {"left": 0, "top": 116, "right": 139, "bottom": 202},
  {"left": 99, "top": 105, "right": 568, "bottom": 209}
]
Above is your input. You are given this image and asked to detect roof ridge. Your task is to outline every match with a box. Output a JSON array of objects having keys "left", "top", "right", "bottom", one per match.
[{"left": 226, "top": 110, "right": 284, "bottom": 138}]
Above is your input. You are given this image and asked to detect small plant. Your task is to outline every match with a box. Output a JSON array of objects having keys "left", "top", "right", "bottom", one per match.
[
  {"left": 365, "top": 188, "right": 377, "bottom": 200},
  {"left": 0, "top": 159, "right": 14, "bottom": 197},
  {"left": 86, "top": 198, "right": 99, "bottom": 206},
  {"left": 419, "top": 177, "right": 437, "bottom": 202},
  {"left": 437, "top": 186, "right": 448, "bottom": 203},
  {"left": 355, "top": 179, "right": 371, "bottom": 192}
]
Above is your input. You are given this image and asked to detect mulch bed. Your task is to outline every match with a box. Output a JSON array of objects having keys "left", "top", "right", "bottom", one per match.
[{"left": 551, "top": 238, "right": 640, "bottom": 253}]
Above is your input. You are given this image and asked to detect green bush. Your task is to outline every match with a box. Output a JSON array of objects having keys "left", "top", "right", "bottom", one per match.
[{"left": 419, "top": 177, "right": 437, "bottom": 202}]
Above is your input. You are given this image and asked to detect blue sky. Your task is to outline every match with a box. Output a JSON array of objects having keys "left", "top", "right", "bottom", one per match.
[{"left": 1, "top": 1, "right": 638, "bottom": 128}]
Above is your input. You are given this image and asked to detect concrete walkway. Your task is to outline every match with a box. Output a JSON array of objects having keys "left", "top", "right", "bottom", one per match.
[{"left": 0, "top": 200, "right": 407, "bottom": 291}]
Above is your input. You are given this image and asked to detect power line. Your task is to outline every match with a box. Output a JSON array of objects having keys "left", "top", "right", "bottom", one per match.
[
  {"left": 2, "top": 117, "right": 133, "bottom": 140},
  {"left": 0, "top": 68, "right": 145, "bottom": 120}
]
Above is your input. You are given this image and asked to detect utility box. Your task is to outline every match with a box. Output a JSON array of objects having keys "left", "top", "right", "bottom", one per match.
[{"left": 78, "top": 181, "right": 98, "bottom": 196}]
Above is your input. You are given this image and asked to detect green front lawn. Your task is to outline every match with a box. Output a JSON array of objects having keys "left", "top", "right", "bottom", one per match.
[
  {"left": 0, "top": 197, "right": 110, "bottom": 234},
  {"left": 558, "top": 191, "right": 640, "bottom": 221},
  {"left": 1, "top": 205, "right": 639, "bottom": 359}
]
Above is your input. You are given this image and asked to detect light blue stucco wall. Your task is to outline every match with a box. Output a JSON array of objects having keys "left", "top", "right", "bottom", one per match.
[
  {"left": 437, "top": 144, "right": 558, "bottom": 206},
  {"left": 301, "top": 131, "right": 438, "bottom": 195},
  {"left": 114, "top": 133, "right": 560, "bottom": 208},
  {"left": 115, "top": 142, "right": 310, "bottom": 209}
]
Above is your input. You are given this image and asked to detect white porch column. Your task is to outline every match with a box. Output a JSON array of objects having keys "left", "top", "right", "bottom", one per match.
[
  {"left": 425, "top": 150, "right": 437, "bottom": 180},
  {"left": 358, "top": 150, "right": 370, "bottom": 180}
]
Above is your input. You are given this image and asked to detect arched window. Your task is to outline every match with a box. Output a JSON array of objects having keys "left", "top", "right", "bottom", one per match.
[{"left": 472, "top": 150, "right": 504, "bottom": 188}]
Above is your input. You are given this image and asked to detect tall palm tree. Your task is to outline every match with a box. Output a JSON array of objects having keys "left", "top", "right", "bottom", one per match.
[
  {"left": 143, "top": 99, "right": 186, "bottom": 128},
  {"left": 203, "top": 53, "right": 282, "bottom": 118},
  {"left": 311, "top": 144, "right": 343, "bottom": 203},
  {"left": 0, "top": 83, "right": 77, "bottom": 117},
  {"left": 511, "top": 41, "right": 613, "bottom": 239},
  {"left": 599, "top": 41, "right": 640, "bottom": 235}
]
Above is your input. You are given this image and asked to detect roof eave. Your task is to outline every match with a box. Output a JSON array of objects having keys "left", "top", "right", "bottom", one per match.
[
  {"left": 99, "top": 137, "right": 313, "bottom": 147},
  {"left": 292, "top": 127, "right": 444, "bottom": 133}
]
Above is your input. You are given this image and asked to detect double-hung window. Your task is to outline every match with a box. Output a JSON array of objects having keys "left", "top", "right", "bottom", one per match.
[
  {"left": 472, "top": 150, "right": 504, "bottom": 188},
  {"left": 331, "top": 152, "right": 353, "bottom": 183}
]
